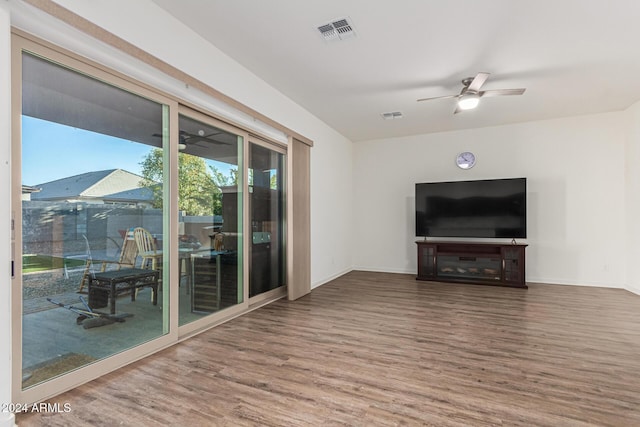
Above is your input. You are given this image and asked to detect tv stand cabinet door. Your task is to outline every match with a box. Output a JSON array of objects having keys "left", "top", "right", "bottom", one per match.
[
  {"left": 417, "top": 242, "right": 437, "bottom": 280},
  {"left": 502, "top": 246, "right": 526, "bottom": 287}
]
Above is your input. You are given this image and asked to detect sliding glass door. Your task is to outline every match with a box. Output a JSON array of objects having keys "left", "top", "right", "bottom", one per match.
[
  {"left": 13, "top": 34, "right": 292, "bottom": 406},
  {"left": 19, "top": 51, "right": 171, "bottom": 390},
  {"left": 176, "top": 111, "right": 244, "bottom": 326},
  {"left": 248, "top": 141, "right": 286, "bottom": 299}
]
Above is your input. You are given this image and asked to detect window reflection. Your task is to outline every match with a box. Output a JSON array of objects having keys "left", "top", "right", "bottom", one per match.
[
  {"left": 177, "top": 114, "right": 243, "bottom": 325},
  {"left": 21, "top": 53, "right": 167, "bottom": 389},
  {"left": 249, "top": 142, "right": 285, "bottom": 298}
]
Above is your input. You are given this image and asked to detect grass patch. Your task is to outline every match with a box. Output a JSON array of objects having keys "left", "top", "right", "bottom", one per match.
[{"left": 22, "top": 254, "right": 85, "bottom": 273}]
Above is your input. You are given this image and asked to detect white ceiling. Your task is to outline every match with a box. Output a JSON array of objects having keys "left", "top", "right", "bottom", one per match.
[{"left": 151, "top": 0, "right": 640, "bottom": 142}]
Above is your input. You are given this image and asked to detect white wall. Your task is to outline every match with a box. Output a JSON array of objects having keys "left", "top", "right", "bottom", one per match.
[
  {"left": 353, "top": 112, "right": 627, "bottom": 288},
  {"left": 38, "top": 0, "right": 354, "bottom": 287},
  {"left": 625, "top": 101, "right": 640, "bottom": 294},
  {"left": 309, "top": 129, "right": 354, "bottom": 286},
  {"left": 0, "top": 5, "right": 16, "bottom": 427}
]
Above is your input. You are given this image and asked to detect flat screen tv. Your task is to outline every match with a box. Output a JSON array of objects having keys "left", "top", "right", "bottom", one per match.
[{"left": 415, "top": 178, "right": 526, "bottom": 238}]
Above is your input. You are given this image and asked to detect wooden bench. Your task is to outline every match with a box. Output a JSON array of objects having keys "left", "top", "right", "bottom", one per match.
[{"left": 88, "top": 268, "right": 159, "bottom": 314}]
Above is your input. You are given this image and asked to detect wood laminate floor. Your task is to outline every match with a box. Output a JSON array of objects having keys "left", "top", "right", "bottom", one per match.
[{"left": 16, "top": 271, "right": 640, "bottom": 426}]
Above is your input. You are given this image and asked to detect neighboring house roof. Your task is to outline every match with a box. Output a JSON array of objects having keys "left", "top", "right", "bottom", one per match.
[
  {"left": 103, "top": 186, "right": 155, "bottom": 203},
  {"left": 31, "top": 169, "right": 151, "bottom": 202}
]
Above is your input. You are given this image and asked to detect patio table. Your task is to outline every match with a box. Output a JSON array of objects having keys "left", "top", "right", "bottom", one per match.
[{"left": 88, "top": 268, "right": 159, "bottom": 314}]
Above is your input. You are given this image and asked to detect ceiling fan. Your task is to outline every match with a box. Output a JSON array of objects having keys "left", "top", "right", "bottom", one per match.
[
  {"left": 178, "top": 130, "right": 230, "bottom": 146},
  {"left": 417, "top": 72, "right": 526, "bottom": 114},
  {"left": 152, "top": 130, "right": 232, "bottom": 149}
]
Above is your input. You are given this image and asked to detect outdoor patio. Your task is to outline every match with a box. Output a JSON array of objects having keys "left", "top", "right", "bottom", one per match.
[{"left": 21, "top": 267, "right": 205, "bottom": 389}]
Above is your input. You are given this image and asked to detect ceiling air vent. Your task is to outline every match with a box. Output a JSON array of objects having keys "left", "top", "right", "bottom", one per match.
[
  {"left": 381, "top": 111, "right": 404, "bottom": 120},
  {"left": 317, "top": 17, "right": 356, "bottom": 42}
]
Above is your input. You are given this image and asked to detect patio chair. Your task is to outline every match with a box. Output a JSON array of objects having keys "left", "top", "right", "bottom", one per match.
[
  {"left": 77, "top": 235, "right": 98, "bottom": 293},
  {"left": 114, "top": 228, "right": 138, "bottom": 269},
  {"left": 133, "top": 227, "right": 162, "bottom": 271},
  {"left": 133, "top": 227, "right": 163, "bottom": 301}
]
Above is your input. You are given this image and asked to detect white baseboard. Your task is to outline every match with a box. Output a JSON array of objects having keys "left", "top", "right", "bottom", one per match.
[
  {"left": 311, "top": 267, "right": 353, "bottom": 289},
  {"left": 352, "top": 266, "right": 415, "bottom": 275},
  {"left": 526, "top": 278, "right": 622, "bottom": 288},
  {"left": 312, "top": 269, "right": 640, "bottom": 295},
  {"left": 311, "top": 267, "right": 416, "bottom": 290},
  {"left": 625, "top": 284, "right": 640, "bottom": 296}
]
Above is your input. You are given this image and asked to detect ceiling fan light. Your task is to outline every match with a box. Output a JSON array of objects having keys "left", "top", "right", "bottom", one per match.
[{"left": 458, "top": 93, "right": 480, "bottom": 110}]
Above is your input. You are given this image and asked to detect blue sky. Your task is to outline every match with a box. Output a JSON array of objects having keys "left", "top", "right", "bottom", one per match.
[{"left": 22, "top": 116, "right": 234, "bottom": 185}]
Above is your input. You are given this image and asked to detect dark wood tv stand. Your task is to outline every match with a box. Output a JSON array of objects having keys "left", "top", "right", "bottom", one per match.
[{"left": 416, "top": 241, "right": 527, "bottom": 288}]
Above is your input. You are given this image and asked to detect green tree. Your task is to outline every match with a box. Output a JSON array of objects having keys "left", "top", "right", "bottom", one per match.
[
  {"left": 210, "top": 165, "right": 238, "bottom": 187},
  {"left": 140, "top": 149, "right": 219, "bottom": 215},
  {"left": 210, "top": 166, "right": 239, "bottom": 215},
  {"left": 139, "top": 148, "right": 164, "bottom": 209}
]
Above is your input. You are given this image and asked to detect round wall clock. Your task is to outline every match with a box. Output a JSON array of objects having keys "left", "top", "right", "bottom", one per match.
[{"left": 456, "top": 151, "right": 476, "bottom": 169}]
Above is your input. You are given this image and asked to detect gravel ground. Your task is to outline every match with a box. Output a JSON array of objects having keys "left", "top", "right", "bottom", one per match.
[
  {"left": 21, "top": 269, "right": 86, "bottom": 315},
  {"left": 22, "top": 269, "right": 85, "bottom": 299}
]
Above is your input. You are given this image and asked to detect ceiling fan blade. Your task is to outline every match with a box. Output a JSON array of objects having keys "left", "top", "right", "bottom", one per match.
[
  {"left": 480, "top": 88, "right": 526, "bottom": 98},
  {"left": 417, "top": 94, "right": 458, "bottom": 102},
  {"left": 180, "top": 130, "right": 232, "bottom": 145},
  {"left": 190, "top": 137, "right": 232, "bottom": 145},
  {"left": 467, "top": 72, "right": 490, "bottom": 92}
]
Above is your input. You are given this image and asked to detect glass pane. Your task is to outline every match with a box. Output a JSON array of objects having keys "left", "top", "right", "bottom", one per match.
[
  {"left": 21, "top": 53, "right": 168, "bottom": 389},
  {"left": 177, "top": 114, "right": 243, "bottom": 326},
  {"left": 249, "top": 143, "right": 285, "bottom": 297}
]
